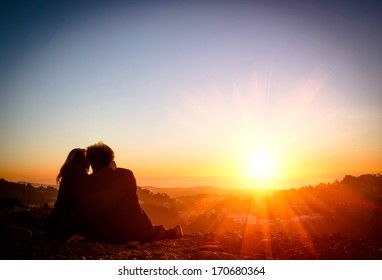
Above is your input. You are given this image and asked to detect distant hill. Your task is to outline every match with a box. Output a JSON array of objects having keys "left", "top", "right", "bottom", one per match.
[
  {"left": 140, "top": 186, "right": 236, "bottom": 197},
  {"left": 17, "top": 181, "right": 57, "bottom": 188},
  {"left": 0, "top": 179, "right": 57, "bottom": 205},
  {"left": 140, "top": 185, "right": 273, "bottom": 198}
]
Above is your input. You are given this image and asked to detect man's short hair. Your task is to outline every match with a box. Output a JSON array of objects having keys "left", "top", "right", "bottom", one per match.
[{"left": 86, "top": 141, "right": 114, "bottom": 168}]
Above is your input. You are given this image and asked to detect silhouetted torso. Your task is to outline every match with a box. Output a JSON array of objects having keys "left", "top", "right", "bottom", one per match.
[
  {"left": 79, "top": 166, "right": 154, "bottom": 244},
  {"left": 45, "top": 166, "right": 87, "bottom": 240}
]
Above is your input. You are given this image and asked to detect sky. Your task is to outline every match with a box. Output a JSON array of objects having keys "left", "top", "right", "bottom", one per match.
[{"left": 1, "top": 0, "right": 381, "bottom": 189}]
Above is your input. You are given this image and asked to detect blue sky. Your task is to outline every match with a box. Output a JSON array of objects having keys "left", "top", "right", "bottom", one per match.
[{"left": 1, "top": 0, "right": 381, "bottom": 188}]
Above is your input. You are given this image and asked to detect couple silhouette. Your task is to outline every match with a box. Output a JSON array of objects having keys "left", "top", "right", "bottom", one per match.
[{"left": 45, "top": 142, "right": 182, "bottom": 244}]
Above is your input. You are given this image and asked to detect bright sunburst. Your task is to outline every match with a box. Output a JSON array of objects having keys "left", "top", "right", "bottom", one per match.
[{"left": 248, "top": 151, "right": 275, "bottom": 180}]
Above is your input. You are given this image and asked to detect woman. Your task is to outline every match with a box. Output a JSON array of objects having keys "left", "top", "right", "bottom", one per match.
[{"left": 44, "top": 148, "right": 89, "bottom": 241}]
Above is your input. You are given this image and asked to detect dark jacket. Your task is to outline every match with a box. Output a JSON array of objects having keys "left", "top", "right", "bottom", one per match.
[{"left": 79, "top": 167, "right": 154, "bottom": 244}]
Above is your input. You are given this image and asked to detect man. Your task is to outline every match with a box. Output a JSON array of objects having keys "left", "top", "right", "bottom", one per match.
[{"left": 80, "top": 142, "right": 155, "bottom": 244}]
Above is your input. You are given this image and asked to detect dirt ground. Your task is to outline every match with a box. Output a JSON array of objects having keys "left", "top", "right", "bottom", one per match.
[{"left": 1, "top": 229, "right": 382, "bottom": 260}]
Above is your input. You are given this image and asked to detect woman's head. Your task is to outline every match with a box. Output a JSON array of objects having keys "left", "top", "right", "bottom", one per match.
[{"left": 57, "top": 148, "right": 89, "bottom": 184}]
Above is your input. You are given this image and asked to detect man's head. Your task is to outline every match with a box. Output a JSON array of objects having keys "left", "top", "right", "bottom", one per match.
[{"left": 86, "top": 141, "right": 114, "bottom": 172}]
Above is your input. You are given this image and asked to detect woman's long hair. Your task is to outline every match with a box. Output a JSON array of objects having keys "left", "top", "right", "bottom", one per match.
[{"left": 56, "top": 148, "right": 87, "bottom": 185}]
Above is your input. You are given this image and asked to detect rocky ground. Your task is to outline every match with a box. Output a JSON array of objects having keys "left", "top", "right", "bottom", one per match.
[
  {"left": 1, "top": 207, "right": 382, "bottom": 260},
  {"left": 1, "top": 229, "right": 382, "bottom": 260}
]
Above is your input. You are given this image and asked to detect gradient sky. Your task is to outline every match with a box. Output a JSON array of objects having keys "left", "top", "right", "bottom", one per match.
[{"left": 1, "top": 0, "right": 381, "bottom": 189}]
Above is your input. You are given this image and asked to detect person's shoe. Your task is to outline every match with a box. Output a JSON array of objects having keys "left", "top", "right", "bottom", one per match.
[
  {"left": 153, "top": 225, "right": 167, "bottom": 240},
  {"left": 165, "top": 225, "right": 183, "bottom": 239}
]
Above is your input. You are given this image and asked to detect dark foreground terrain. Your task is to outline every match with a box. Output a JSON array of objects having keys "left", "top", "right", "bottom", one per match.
[
  {"left": 1, "top": 174, "right": 382, "bottom": 260},
  {"left": 1, "top": 208, "right": 381, "bottom": 260}
]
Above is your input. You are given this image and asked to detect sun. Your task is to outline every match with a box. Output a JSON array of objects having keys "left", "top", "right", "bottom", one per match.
[{"left": 247, "top": 151, "right": 276, "bottom": 180}]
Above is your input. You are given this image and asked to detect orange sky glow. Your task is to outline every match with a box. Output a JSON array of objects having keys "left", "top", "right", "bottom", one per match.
[{"left": 1, "top": 1, "right": 381, "bottom": 189}]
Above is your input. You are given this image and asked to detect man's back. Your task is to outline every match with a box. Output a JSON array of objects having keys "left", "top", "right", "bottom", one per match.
[{"left": 80, "top": 167, "right": 154, "bottom": 243}]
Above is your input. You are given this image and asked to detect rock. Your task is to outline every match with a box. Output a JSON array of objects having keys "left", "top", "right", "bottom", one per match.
[
  {"left": 191, "top": 250, "right": 236, "bottom": 260},
  {"left": 196, "top": 245, "right": 221, "bottom": 251}
]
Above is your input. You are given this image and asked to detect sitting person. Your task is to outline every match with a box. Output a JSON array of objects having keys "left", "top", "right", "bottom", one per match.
[
  {"left": 44, "top": 148, "right": 89, "bottom": 241},
  {"left": 78, "top": 142, "right": 182, "bottom": 244}
]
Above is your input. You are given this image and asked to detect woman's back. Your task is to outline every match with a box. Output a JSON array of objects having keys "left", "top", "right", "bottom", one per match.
[{"left": 44, "top": 149, "right": 89, "bottom": 241}]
